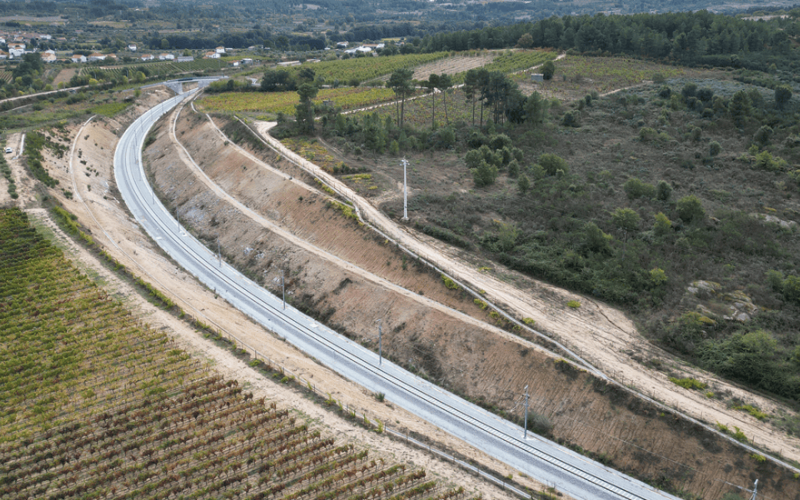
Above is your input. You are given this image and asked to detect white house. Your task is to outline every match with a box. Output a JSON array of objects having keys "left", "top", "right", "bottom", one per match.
[
  {"left": 140, "top": 54, "right": 154, "bottom": 61},
  {"left": 177, "top": 55, "right": 194, "bottom": 63},
  {"left": 128, "top": 44, "right": 137, "bottom": 52},
  {"left": 71, "top": 54, "right": 86, "bottom": 63},
  {"left": 88, "top": 52, "right": 106, "bottom": 62},
  {"left": 0, "top": 38, "right": 5, "bottom": 45},
  {"left": 158, "top": 53, "right": 174, "bottom": 60},
  {"left": 229, "top": 60, "right": 240, "bottom": 67},
  {"left": 8, "top": 43, "right": 25, "bottom": 58},
  {"left": 39, "top": 34, "right": 52, "bottom": 40},
  {"left": 355, "top": 46, "right": 372, "bottom": 54},
  {"left": 215, "top": 46, "right": 225, "bottom": 54},
  {"left": 336, "top": 41, "right": 348, "bottom": 49},
  {"left": 204, "top": 51, "right": 220, "bottom": 59},
  {"left": 241, "top": 58, "right": 253, "bottom": 65},
  {"left": 277, "top": 60, "right": 301, "bottom": 67},
  {"left": 0, "top": 50, "right": 8, "bottom": 60},
  {"left": 41, "top": 50, "right": 57, "bottom": 63}
]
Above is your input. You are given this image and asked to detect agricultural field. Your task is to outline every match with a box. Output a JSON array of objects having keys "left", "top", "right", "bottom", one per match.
[
  {"left": 0, "top": 70, "right": 12, "bottom": 84},
  {"left": 198, "top": 87, "right": 401, "bottom": 116},
  {"left": 396, "top": 53, "right": 496, "bottom": 82},
  {"left": 288, "top": 52, "right": 450, "bottom": 84},
  {"left": 518, "top": 55, "right": 700, "bottom": 100},
  {"left": 0, "top": 208, "right": 466, "bottom": 500}
]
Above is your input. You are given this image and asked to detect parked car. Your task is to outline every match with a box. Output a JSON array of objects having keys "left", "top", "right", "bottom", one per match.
[{"left": 4, "top": 147, "right": 12, "bottom": 154}]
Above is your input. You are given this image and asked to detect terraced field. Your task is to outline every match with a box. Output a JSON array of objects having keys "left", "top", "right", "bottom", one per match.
[
  {"left": 198, "top": 86, "right": 401, "bottom": 115},
  {"left": 0, "top": 208, "right": 466, "bottom": 500}
]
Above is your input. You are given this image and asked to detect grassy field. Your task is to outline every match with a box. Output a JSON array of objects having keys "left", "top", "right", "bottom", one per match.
[
  {"left": 198, "top": 87, "right": 401, "bottom": 116},
  {"left": 0, "top": 208, "right": 465, "bottom": 500}
]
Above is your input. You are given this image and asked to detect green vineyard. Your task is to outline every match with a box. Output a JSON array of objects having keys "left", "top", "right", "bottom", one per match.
[
  {"left": 199, "top": 87, "right": 400, "bottom": 115},
  {"left": 289, "top": 52, "right": 450, "bottom": 84},
  {"left": 0, "top": 208, "right": 468, "bottom": 500}
]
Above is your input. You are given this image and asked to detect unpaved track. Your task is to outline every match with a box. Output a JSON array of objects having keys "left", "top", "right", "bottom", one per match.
[
  {"left": 251, "top": 120, "right": 800, "bottom": 465},
  {"left": 171, "top": 100, "right": 559, "bottom": 362},
  {"left": 25, "top": 90, "right": 544, "bottom": 499}
]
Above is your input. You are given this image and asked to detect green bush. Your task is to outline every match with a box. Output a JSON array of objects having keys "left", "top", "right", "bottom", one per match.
[
  {"left": 539, "top": 153, "right": 568, "bottom": 176},
  {"left": 623, "top": 177, "right": 656, "bottom": 199},
  {"left": 638, "top": 127, "right": 658, "bottom": 142},
  {"left": 566, "top": 300, "right": 581, "bottom": 309},
  {"left": 656, "top": 180, "right": 673, "bottom": 201},
  {"left": 676, "top": 195, "right": 705, "bottom": 223},
  {"left": 709, "top": 141, "right": 721, "bottom": 157},
  {"left": 669, "top": 377, "right": 706, "bottom": 390}
]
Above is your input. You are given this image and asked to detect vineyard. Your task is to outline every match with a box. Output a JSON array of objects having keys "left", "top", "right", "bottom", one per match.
[
  {"left": 450, "top": 50, "right": 555, "bottom": 83},
  {"left": 288, "top": 52, "right": 450, "bottom": 84},
  {"left": 80, "top": 58, "right": 226, "bottom": 79},
  {"left": 0, "top": 70, "right": 12, "bottom": 84},
  {"left": 353, "top": 89, "right": 474, "bottom": 130},
  {"left": 198, "top": 87, "right": 400, "bottom": 115},
  {"left": 0, "top": 208, "right": 468, "bottom": 500}
]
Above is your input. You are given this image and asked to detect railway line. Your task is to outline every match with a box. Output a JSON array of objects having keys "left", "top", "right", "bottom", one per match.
[{"left": 114, "top": 89, "right": 680, "bottom": 500}]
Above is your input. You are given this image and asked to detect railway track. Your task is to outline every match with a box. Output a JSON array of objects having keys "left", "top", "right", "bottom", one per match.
[{"left": 114, "top": 89, "right": 680, "bottom": 500}]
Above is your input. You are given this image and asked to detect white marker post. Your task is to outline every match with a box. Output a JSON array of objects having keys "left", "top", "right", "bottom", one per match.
[{"left": 401, "top": 158, "right": 409, "bottom": 221}]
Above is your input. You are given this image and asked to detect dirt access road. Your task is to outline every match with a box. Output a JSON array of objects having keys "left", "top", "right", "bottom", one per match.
[
  {"left": 13, "top": 88, "right": 549, "bottom": 500},
  {"left": 252, "top": 120, "right": 800, "bottom": 465}
]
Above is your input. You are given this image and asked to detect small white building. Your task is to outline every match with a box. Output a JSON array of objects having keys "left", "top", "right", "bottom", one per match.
[
  {"left": 88, "top": 52, "right": 106, "bottom": 62},
  {"left": 355, "top": 46, "right": 372, "bottom": 54},
  {"left": 158, "top": 53, "right": 174, "bottom": 60},
  {"left": 204, "top": 51, "right": 220, "bottom": 59},
  {"left": 177, "top": 55, "right": 194, "bottom": 63},
  {"left": 336, "top": 41, "right": 349, "bottom": 49},
  {"left": 277, "top": 60, "right": 301, "bottom": 67},
  {"left": 241, "top": 58, "right": 253, "bottom": 65},
  {"left": 140, "top": 54, "right": 154, "bottom": 61},
  {"left": 41, "top": 50, "right": 57, "bottom": 63},
  {"left": 39, "top": 34, "right": 52, "bottom": 40},
  {"left": 215, "top": 46, "right": 225, "bottom": 54},
  {"left": 229, "top": 60, "right": 240, "bottom": 67},
  {"left": 71, "top": 54, "right": 86, "bottom": 63},
  {"left": 128, "top": 44, "right": 137, "bottom": 52},
  {"left": 8, "top": 43, "right": 26, "bottom": 58},
  {"left": 0, "top": 50, "right": 8, "bottom": 60}
]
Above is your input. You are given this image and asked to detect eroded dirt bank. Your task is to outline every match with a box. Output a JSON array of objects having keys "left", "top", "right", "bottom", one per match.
[{"left": 147, "top": 104, "right": 800, "bottom": 500}]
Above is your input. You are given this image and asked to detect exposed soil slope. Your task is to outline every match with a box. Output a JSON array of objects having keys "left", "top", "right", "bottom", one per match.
[{"left": 146, "top": 103, "right": 799, "bottom": 499}]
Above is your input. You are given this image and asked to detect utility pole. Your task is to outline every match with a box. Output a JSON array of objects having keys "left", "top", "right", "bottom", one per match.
[
  {"left": 523, "top": 385, "right": 529, "bottom": 439},
  {"left": 401, "top": 158, "right": 408, "bottom": 221},
  {"left": 377, "top": 319, "right": 383, "bottom": 366},
  {"left": 281, "top": 269, "right": 285, "bottom": 310},
  {"left": 750, "top": 479, "right": 758, "bottom": 500}
]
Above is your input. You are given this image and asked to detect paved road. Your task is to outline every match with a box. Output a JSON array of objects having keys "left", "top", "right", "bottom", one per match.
[{"left": 114, "top": 91, "right": 680, "bottom": 500}]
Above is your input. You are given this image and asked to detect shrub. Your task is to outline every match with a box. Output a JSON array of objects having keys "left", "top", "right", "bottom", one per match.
[
  {"left": 653, "top": 212, "right": 672, "bottom": 237},
  {"left": 697, "top": 87, "right": 714, "bottom": 102},
  {"left": 566, "top": 300, "right": 581, "bottom": 309},
  {"left": 733, "top": 404, "right": 768, "bottom": 420},
  {"left": 676, "top": 195, "right": 705, "bottom": 223},
  {"left": 656, "top": 180, "right": 672, "bottom": 201},
  {"left": 624, "top": 177, "right": 656, "bottom": 199},
  {"left": 669, "top": 377, "right": 706, "bottom": 390},
  {"left": 541, "top": 60, "right": 555, "bottom": 80},
  {"left": 561, "top": 110, "right": 581, "bottom": 127},
  {"left": 658, "top": 85, "right": 671, "bottom": 98},
  {"left": 775, "top": 84, "right": 792, "bottom": 110},
  {"left": 517, "top": 174, "right": 531, "bottom": 193},
  {"left": 754, "top": 150, "right": 787, "bottom": 171},
  {"left": 539, "top": 153, "right": 568, "bottom": 176},
  {"left": 753, "top": 125, "right": 773, "bottom": 146},
  {"left": 638, "top": 127, "right": 657, "bottom": 142},
  {"left": 472, "top": 160, "right": 498, "bottom": 187},
  {"left": 526, "top": 410, "right": 553, "bottom": 436},
  {"left": 681, "top": 83, "right": 697, "bottom": 99},
  {"left": 441, "top": 274, "right": 459, "bottom": 290},
  {"left": 489, "top": 134, "right": 512, "bottom": 151},
  {"left": 522, "top": 317, "right": 536, "bottom": 326},
  {"left": 709, "top": 141, "right": 721, "bottom": 157},
  {"left": 649, "top": 268, "right": 668, "bottom": 287}
]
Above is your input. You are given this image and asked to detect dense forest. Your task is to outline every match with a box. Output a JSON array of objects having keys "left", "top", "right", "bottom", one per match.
[{"left": 417, "top": 10, "right": 800, "bottom": 72}]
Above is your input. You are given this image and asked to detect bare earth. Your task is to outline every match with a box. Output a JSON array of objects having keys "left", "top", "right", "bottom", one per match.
[
  {"left": 252, "top": 120, "right": 800, "bottom": 465},
  {"left": 12, "top": 88, "right": 540, "bottom": 500}
]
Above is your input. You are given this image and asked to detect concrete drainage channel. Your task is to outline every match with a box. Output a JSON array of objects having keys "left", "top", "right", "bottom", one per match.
[{"left": 222, "top": 112, "right": 800, "bottom": 481}]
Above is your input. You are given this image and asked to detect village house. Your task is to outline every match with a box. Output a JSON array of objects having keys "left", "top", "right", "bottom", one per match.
[
  {"left": 41, "top": 50, "right": 57, "bottom": 63},
  {"left": 8, "top": 43, "right": 26, "bottom": 58},
  {"left": 140, "top": 54, "right": 154, "bottom": 61},
  {"left": 158, "top": 53, "right": 175, "bottom": 60},
  {"left": 215, "top": 46, "right": 225, "bottom": 54},
  {"left": 177, "top": 55, "right": 194, "bottom": 62},
  {"left": 204, "top": 51, "right": 220, "bottom": 59},
  {"left": 128, "top": 44, "right": 137, "bottom": 52},
  {"left": 0, "top": 50, "right": 8, "bottom": 60},
  {"left": 71, "top": 54, "right": 87, "bottom": 63},
  {"left": 88, "top": 52, "right": 106, "bottom": 62}
]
